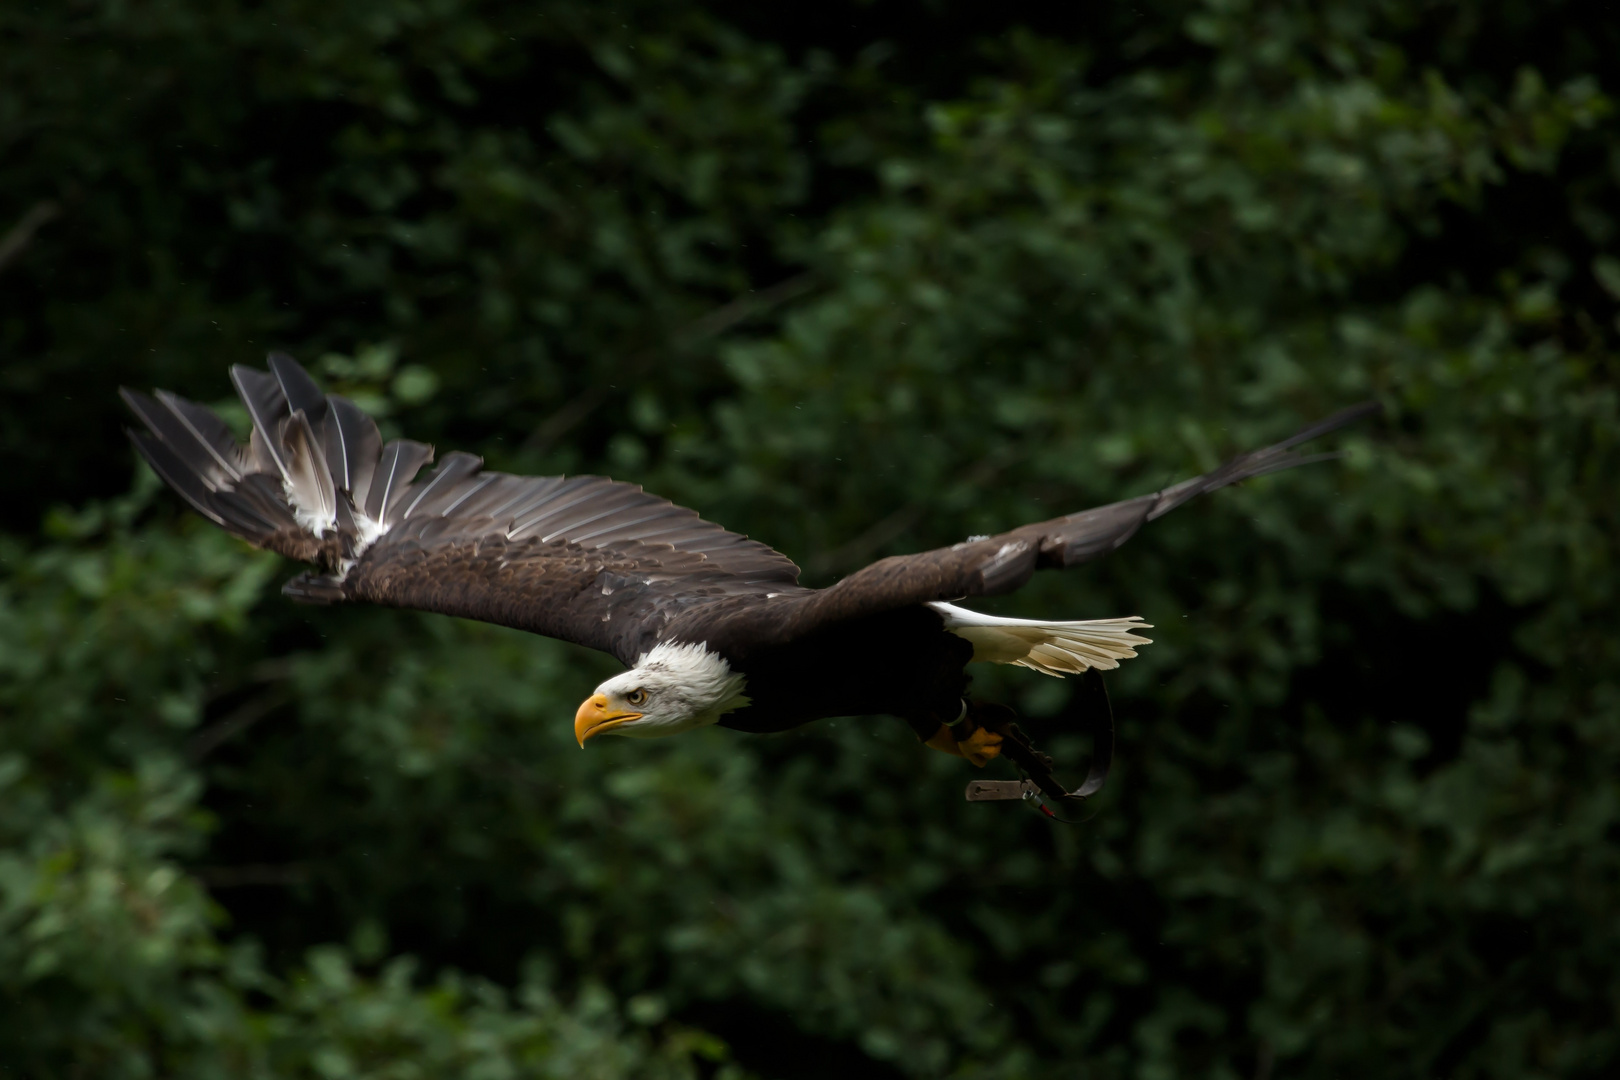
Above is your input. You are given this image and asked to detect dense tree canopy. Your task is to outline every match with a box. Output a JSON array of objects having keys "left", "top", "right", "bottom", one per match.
[{"left": 2, "top": 1, "right": 1616, "bottom": 1076}]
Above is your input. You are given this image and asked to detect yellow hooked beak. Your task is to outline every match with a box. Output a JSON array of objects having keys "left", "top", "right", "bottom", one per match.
[{"left": 574, "top": 693, "right": 642, "bottom": 747}]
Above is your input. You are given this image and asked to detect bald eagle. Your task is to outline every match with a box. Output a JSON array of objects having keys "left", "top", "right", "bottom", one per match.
[{"left": 123, "top": 355, "right": 1374, "bottom": 779}]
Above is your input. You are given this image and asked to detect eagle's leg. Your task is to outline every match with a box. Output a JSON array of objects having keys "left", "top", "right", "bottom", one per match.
[{"left": 907, "top": 701, "right": 1006, "bottom": 767}]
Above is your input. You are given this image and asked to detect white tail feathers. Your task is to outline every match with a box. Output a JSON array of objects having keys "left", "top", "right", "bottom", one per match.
[{"left": 928, "top": 602, "right": 1153, "bottom": 677}]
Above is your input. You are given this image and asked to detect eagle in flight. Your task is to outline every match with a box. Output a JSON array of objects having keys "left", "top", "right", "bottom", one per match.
[{"left": 123, "top": 355, "right": 1374, "bottom": 773}]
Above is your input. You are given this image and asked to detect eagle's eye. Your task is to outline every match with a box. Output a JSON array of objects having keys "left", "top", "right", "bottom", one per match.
[{"left": 625, "top": 689, "right": 649, "bottom": 706}]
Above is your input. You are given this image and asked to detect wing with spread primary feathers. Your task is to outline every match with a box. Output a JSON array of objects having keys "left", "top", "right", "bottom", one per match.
[
  {"left": 125, "top": 353, "right": 1375, "bottom": 667},
  {"left": 123, "top": 354, "right": 803, "bottom": 665},
  {"left": 667, "top": 402, "right": 1379, "bottom": 661}
]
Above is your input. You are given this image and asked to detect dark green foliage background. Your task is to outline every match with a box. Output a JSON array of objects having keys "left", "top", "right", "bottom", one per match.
[{"left": 2, "top": 2, "right": 1617, "bottom": 1076}]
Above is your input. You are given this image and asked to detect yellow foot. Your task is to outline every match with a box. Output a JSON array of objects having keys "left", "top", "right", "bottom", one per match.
[
  {"left": 920, "top": 718, "right": 1005, "bottom": 766},
  {"left": 957, "top": 725, "right": 1004, "bottom": 767}
]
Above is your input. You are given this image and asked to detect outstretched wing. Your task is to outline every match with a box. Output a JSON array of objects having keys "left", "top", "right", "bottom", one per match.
[
  {"left": 670, "top": 402, "right": 1380, "bottom": 660},
  {"left": 123, "top": 354, "right": 803, "bottom": 664}
]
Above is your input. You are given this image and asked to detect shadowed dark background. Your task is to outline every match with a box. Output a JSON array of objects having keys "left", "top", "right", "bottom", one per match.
[{"left": 2, "top": 2, "right": 1617, "bottom": 1077}]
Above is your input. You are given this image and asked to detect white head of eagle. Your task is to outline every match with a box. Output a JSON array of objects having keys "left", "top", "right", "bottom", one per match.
[{"left": 574, "top": 641, "right": 752, "bottom": 746}]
